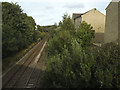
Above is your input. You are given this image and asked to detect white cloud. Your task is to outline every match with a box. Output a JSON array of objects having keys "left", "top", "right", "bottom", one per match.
[
  {"left": 2, "top": 0, "right": 112, "bottom": 3},
  {"left": 2, "top": 0, "right": 112, "bottom": 25},
  {"left": 64, "top": 3, "right": 84, "bottom": 9}
]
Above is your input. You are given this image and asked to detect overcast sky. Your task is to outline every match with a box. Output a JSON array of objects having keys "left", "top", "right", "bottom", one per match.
[{"left": 2, "top": 0, "right": 112, "bottom": 26}]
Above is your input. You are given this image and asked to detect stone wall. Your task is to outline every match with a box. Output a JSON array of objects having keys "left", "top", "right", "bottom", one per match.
[{"left": 104, "top": 2, "right": 119, "bottom": 43}]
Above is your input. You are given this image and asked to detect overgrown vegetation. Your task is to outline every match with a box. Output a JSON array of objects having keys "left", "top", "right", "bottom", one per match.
[
  {"left": 2, "top": 2, "right": 42, "bottom": 58},
  {"left": 2, "top": 2, "right": 120, "bottom": 88},
  {"left": 2, "top": 2, "right": 48, "bottom": 73},
  {"left": 40, "top": 14, "right": 120, "bottom": 88},
  {"left": 2, "top": 42, "right": 36, "bottom": 74}
]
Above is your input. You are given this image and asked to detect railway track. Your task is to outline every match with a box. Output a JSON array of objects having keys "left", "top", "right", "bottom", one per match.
[{"left": 2, "top": 36, "right": 48, "bottom": 88}]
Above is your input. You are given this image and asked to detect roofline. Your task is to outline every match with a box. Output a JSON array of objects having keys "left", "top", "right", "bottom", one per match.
[
  {"left": 72, "top": 13, "right": 82, "bottom": 15},
  {"left": 74, "top": 14, "right": 84, "bottom": 20},
  {"left": 106, "top": 1, "right": 120, "bottom": 10},
  {"left": 72, "top": 13, "right": 84, "bottom": 20},
  {"left": 84, "top": 8, "right": 105, "bottom": 16},
  {"left": 73, "top": 8, "right": 105, "bottom": 20},
  {"left": 106, "top": 2, "right": 112, "bottom": 10},
  {"left": 97, "top": 10, "right": 105, "bottom": 16},
  {"left": 83, "top": 8, "right": 96, "bottom": 14}
]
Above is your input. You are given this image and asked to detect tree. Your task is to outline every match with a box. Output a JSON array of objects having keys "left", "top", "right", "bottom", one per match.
[
  {"left": 37, "top": 25, "right": 43, "bottom": 32},
  {"left": 2, "top": 2, "right": 23, "bottom": 57},
  {"left": 58, "top": 21, "right": 62, "bottom": 27},
  {"left": 60, "top": 14, "right": 75, "bottom": 32},
  {"left": 76, "top": 21, "right": 95, "bottom": 49},
  {"left": 2, "top": 2, "right": 37, "bottom": 58},
  {"left": 41, "top": 13, "right": 120, "bottom": 88},
  {"left": 47, "top": 30, "right": 72, "bottom": 56}
]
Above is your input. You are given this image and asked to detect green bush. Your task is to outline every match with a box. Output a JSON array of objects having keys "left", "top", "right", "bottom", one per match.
[
  {"left": 76, "top": 21, "right": 95, "bottom": 49},
  {"left": 85, "top": 42, "right": 120, "bottom": 88},
  {"left": 47, "top": 30, "right": 72, "bottom": 57},
  {"left": 42, "top": 39, "right": 120, "bottom": 88},
  {"left": 2, "top": 2, "right": 38, "bottom": 58},
  {"left": 41, "top": 38, "right": 92, "bottom": 88},
  {"left": 61, "top": 14, "right": 75, "bottom": 32},
  {"left": 40, "top": 14, "right": 120, "bottom": 88}
]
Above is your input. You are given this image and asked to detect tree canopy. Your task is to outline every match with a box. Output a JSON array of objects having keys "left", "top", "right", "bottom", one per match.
[
  {"left": 76, "top": 21, "right": 95, "bottom": 49},
  {"left": 40, "top": 14, "right": 120, "bottom": 88},
  {"left": 60, "top": 14, "right": 75, "bottom": 31},
  {"left": 2, "top": 2, "right": 39, "bottom": 58}
]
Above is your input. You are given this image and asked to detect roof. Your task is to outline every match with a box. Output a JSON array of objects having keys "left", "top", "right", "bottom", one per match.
[
  {"left": 72, "top": 8, "right": 105, "bottom": 20},
  {"left": 106, "top": 1, "right": 120, "bottom": 10},
  {"left": 72, "top": 13, "right": 83, "bottom": 20},
  {"left": 72, "top": 8, "right": 96, "bottom": 20}
]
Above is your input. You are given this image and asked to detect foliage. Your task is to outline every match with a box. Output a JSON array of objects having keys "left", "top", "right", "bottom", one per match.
[
  {"left": 2, "top": 42, "right": 36, "bottom": 73},
  {"left": 47, "top": 30, "right": 72, "bottom": 56},
  {"left": 60, "top": 14, "right": 75, "bottom": 33},
  {"left": 37, "top": 24, "right": 57, "bottom": 33},
  {"left": 2, "top": 2, "right": 40, "bottom": 58},
  {"left": 33, "top": 30, "right": 41, "bottom": 42},
  {"left": 85, "top": 42, "right": 120, "bottom": 88},
  {"left": 76, "top": 21, "right": 95, "bottom": 49},
  {"left": 37, "top": 25, "right": 44, "bottom": 32},
  {"left": 41, "top": 38, "right": 92, "bottom": 88},
  {"left": 42, "top": 37, "right": 120, "bottom": 88},
  {"left": 40, "top": 14, "right": 120, "bottom": 88}
]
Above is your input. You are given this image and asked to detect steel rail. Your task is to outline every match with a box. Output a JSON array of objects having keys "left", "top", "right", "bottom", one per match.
[
  {"left": 24, "top": 40, "right": 47, "bottom": 88},
  {"left": 2, "top": 37, "right": 47, "bottom": 88}
]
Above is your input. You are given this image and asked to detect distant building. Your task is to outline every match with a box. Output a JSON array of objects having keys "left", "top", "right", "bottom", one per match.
[
  {"left": 104, "top": 1, "right": 120, "bottom": 44},
  {"left": 72, "top": 8, "right": 106, "bottom": 44}
]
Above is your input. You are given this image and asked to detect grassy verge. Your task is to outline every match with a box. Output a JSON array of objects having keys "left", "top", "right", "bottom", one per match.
[{"left": 2, "top": 41, "right": 38, "bottom": 74}]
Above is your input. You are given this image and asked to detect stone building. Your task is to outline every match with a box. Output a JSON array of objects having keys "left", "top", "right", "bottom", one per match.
[
  {"left": 72, "top": 8, "right": 106, "bottom": 44},
  {"left": 104, "top": 0, "right": 120, "bottom": 44}
]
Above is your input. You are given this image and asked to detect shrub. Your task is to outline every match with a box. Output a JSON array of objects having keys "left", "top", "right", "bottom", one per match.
[
  {"left": 40, "top": 14, "right": 120, "bottom": 88},
  {"left": 47, "top": 30, "right": 72, "bottom": 57},
  {"left": 76, "top": 21, "right": 95, "bottom": 49}
]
